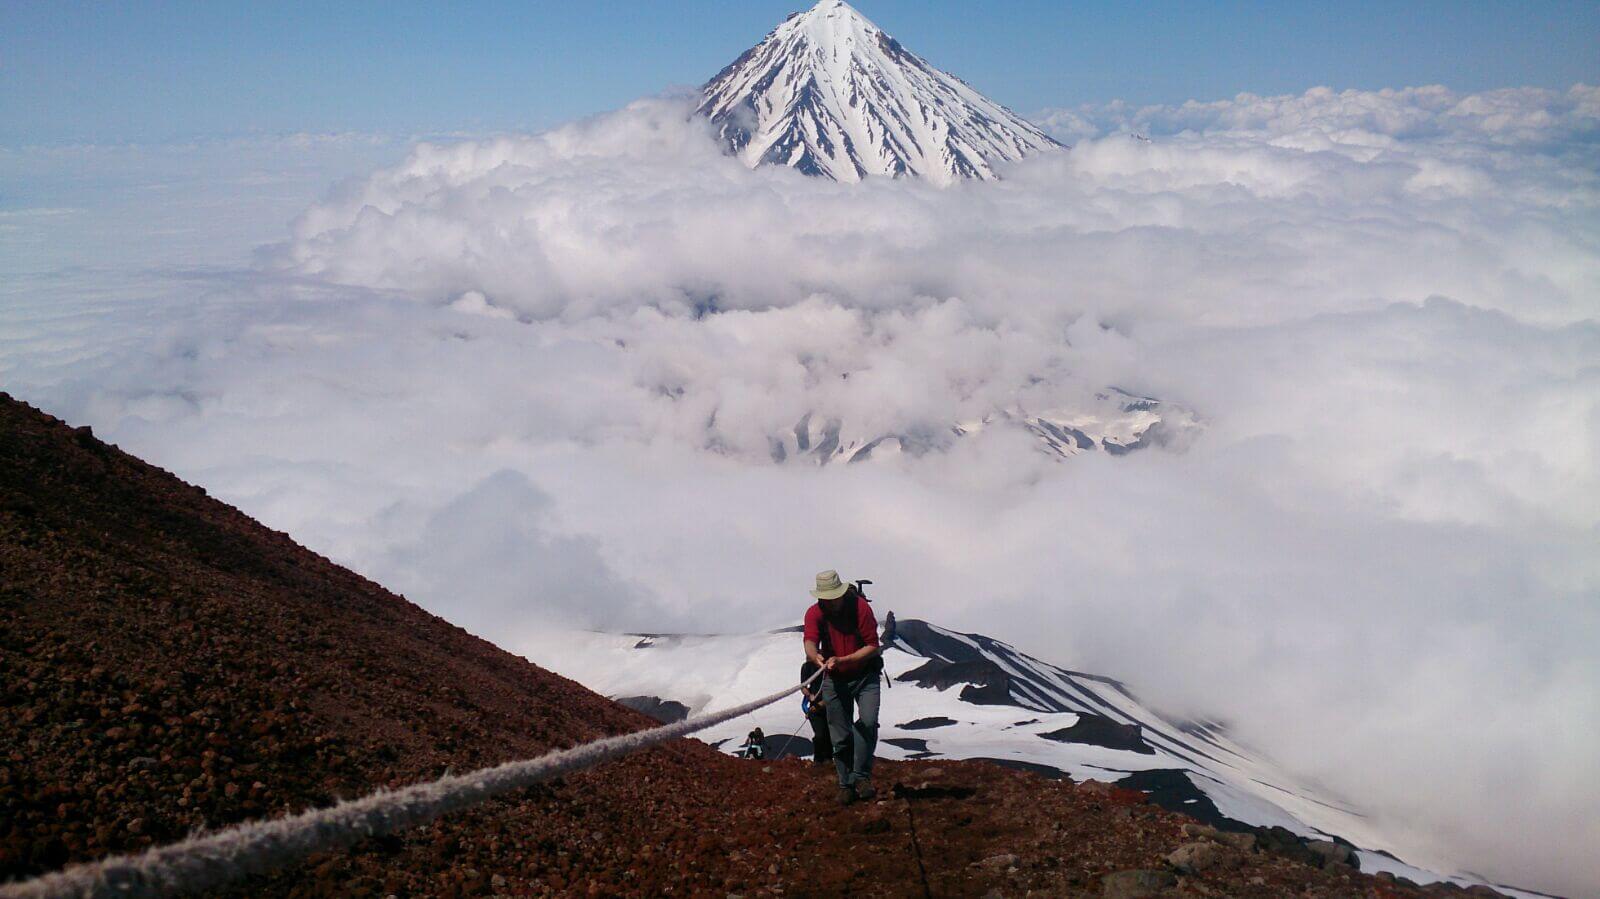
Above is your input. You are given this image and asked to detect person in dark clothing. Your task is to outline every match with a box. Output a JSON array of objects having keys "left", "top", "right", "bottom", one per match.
[
  {"left": 803, "top": 569, "right": 882, "bottom": 805},
  {"left": 741, "top": 727, "right": 766, "bottom": 760},
  {"left": 800, "top": 658, "right": 848, "bottom": 765}
]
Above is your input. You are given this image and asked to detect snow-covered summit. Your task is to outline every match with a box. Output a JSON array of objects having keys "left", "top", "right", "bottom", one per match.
[{"left": 698, "top": 0, "right": 1061, "bottom": 184}]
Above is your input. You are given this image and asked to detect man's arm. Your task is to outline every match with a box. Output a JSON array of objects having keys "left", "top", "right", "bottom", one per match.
[
  {"left": 800, "top": 662, "right": 820, "bottom": 701},
  {"left": 834, "top": 643, "right": 880, "bottom": 664},
  {"left": 802, "top": 606, "right": 830, "bottom": 670},
  {"left": 804, "top": 639, "right": 832, "bottom": 670}
]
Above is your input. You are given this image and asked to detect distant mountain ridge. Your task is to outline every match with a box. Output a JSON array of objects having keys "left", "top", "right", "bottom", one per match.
[
  {"left": 775, "top": 387, "right": 1198, "bottom": 465},
  {"left": 699, "top": 0, "right": 1061, "bottom": 183}
]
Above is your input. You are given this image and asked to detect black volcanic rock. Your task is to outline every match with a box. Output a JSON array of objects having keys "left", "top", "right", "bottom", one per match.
[
  {"left": 898, "top": 657, "right": 1015, "bottom": 706},
  {"left": 1039, "top": 713, "right": 1156, "bottom": 754},
  {"left": 1115, "top": 769, "right": 1243, "bottom": 833},
  {"left": 892, "top": 619, "right": 987, "bottom": 663},
  {"left": 615, "top": 695, "right": 690, "bottom": 724},
  {"left": 974, "top": 758, "right": 1068, "bottom": 780},
  {"left": 898, "top": 716, "right": 958, "bottom": 730}
]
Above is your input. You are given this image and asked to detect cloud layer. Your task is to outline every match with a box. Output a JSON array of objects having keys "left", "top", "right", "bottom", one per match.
[{"left": 3, "top": 85, "right": 1597, "bottom": 894}]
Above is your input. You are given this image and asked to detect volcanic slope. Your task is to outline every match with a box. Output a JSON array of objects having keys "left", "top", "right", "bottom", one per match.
[
  {"left": 1, "top": 393, "right": 1490, "bottom": 897},
  {"left": 699, "top": 0, "right": 1060, "bottom": 184},
  {"left": 529, "top": 626, "right": 1553, "bottom": 897}
]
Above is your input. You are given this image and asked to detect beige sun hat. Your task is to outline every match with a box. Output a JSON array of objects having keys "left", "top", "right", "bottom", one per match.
[{"left": 810, "top": 569, "right": 850, "bottom": 600}]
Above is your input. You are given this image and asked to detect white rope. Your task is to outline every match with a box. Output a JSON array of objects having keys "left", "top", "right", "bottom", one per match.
[{"left": 1, "top": 670, "right": 827, "bottom": 899}]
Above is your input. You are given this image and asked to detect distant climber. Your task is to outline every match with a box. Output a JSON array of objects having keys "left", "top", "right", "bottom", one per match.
[
  {"left": 800, "top": 657, "right": 848, "bottom": 765},
  {"left": 741, "top": 727, "right": 766, "bottom": 760},
  {"left": 803, "top": 570, "right": 882, "bottom": 804}
]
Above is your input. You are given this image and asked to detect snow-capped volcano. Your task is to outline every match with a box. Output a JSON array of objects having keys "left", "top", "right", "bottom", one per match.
[{"left": 699, "top": 0, "right": 1061, "bottom": 184}]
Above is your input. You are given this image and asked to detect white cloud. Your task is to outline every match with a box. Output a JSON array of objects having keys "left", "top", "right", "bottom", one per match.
[
  {"left": 377, "top": 469, "right": 660, "bottom": 638},
  {"left": 2, "top": 85, "right": 1598, "bottom": 895},
  {"left": 1040, "top": 83, "right": 1600, "bottom": 146}
]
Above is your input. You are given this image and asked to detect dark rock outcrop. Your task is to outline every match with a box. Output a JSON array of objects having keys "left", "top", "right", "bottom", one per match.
[
  {"left": 1115, "top": 769, "right": 1244, "bottom": 832},
  {"left": 897, "top": 657, "right": 1015, "bottom": 705},
  {"left": 615, "top": 695, "right": 690, "bottom": 724},
  {"left": 898, "top": 716, "right": 958, "bottom": 730},
  {"left": 1307, "top": 838, "right": 1361, "bottom": 871},
  {"left": 1039, "top": 713, "right": 1156, "bottom": 754},
  {"left": 974, "top": 758, "right": 1068, "bottom": 780}
]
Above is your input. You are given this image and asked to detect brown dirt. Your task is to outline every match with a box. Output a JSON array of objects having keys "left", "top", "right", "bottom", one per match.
[{"left": 0, "top": 393, "right": 1472, "bottom": 897}]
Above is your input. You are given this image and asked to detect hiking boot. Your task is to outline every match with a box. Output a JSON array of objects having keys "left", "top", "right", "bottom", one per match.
[
  {"left": 835, "top": 786, "right": 856, "bottom": 806},
  {"left": 855, "top": 779, "right": 877, "bottom": 801}
]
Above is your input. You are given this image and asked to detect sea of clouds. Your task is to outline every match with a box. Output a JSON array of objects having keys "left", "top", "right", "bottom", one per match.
[{"left": 2, "top": 84, "right": 1597, "bottom": 894}]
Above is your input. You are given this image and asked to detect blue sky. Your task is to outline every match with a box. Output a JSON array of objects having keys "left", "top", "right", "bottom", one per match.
[{"left": 4, "top": 0, "right": 1599, "bottom": 144}]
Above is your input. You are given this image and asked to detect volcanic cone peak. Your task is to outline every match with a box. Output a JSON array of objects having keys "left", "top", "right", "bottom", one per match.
[{"left": 699, "top": 0, "right": 1061, "bottom": 184}]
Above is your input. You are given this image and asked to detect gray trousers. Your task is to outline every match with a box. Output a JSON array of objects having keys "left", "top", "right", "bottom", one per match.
[{"left": 820, "top": 672, "right": 880, "bottom": 788}]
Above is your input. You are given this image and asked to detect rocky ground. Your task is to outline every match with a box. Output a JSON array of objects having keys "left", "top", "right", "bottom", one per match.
[{"left": 0, "top": 393, "right": 1509, "bottom": 897}]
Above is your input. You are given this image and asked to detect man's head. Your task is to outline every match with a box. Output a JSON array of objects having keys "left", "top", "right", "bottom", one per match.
[{"left": 810, "top": 569, "right": 850, "bottom": 609}]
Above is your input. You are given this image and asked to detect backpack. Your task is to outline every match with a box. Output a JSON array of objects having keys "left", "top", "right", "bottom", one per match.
[{"left": 815, "top": 588, "right": 885, "bottom": 677}]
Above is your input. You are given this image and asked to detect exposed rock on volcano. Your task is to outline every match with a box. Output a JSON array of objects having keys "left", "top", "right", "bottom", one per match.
[{"left": 1039, "top": 713, "right": 1157, "bottom": 755}]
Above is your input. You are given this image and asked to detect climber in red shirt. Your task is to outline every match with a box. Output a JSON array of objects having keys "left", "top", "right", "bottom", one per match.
[{"left": 803, "top": 569, "right": 882, "bottom": 805}]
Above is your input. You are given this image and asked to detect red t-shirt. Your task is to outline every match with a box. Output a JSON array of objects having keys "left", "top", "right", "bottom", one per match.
[{"left": 803, "top": 595, "right": 880, "bottom": 679}]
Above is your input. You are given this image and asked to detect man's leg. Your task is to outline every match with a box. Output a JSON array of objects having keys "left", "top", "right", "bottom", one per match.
[
  {"left": 850, "top": 675, "right": 882, "bottom": 789},
  {"left": 808, "top": 708, "right": 832, "bottom": 764},
  {"left": 820, "top": 677, "right": 856, "bottom": 788}
]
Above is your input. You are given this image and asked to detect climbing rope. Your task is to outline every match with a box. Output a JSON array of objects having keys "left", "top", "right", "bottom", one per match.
[
  {"left": 901, "top": 792, "right": 936, "bottom": 899},
  {"left": 779, "top": 711, "right": 813, "bottom": 760},
  {"left": 0, "top": 670, "right": 827, "bottom": 899}
]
